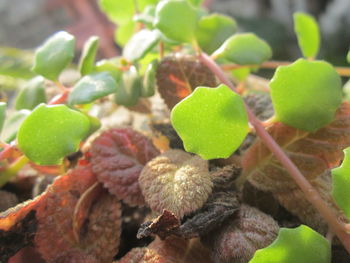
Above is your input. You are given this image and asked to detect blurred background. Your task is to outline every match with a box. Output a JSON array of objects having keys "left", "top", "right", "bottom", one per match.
[{"left": 0, "top": 0, "right": 349, "bottom": 66}]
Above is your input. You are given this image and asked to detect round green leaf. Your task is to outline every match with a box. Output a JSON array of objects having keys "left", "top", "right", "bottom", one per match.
[
  {"left": 15, "top": 76, "right": 46, "bottom": 110},
  {"left": 270, "top": 58, "right": 342, "bottom": 132},
  {"left": 32, "top": 31, "right": 75, "bottom": 81},
  {"left": 141, "top": 59, "right": 157, "bottom": 97},
  {"left": 115, "top": 66, "right": 142, "bottom": 106},
  {"left": 171, "top": 84, "right": 249, "bottom": 160},
  {"left": 213, "top": 33, "right": 272, "bottom": 65},
  {"left": 154, "top": 0, "right": 199, "bottom": 43},
  {"left": 0, "top": 102, "right": 6, "bottom": 134},
  {"left": 332, "top": 147, "right": 350, "bottom": 219},
  {"left": 17, "top": 104, "right": 90, "bottom": 165},
  {"left": 123, "top": 29, "right": 161, "bottom": 62},
  {"left": 68, "top": 72, "right": 117, "bottom": 105},
  {"left": 195, "top": 14, "right": 237, "bottom": 54},
  {"left": 293, "top": 12, "right": 320, "bottom": 59},
  {"left": 249, "top": 225, "right": 331, "bottom": 263},
  {"left": 79, "top": 36, "right": 99, "bottom": 76},
  {"left": 1, "top": 110, "right": 30, "bottom": 143}
]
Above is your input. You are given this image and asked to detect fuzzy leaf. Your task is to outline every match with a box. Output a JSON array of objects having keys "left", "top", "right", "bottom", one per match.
[
  {"left": 32, "top": 31, "right": 75, "bottom": 81},
  {"left": 156, "top": 54, "right": 217, "bottom": 109},
  {"left": 123, "top": 29, "right": 161, "bottom": 62},
  {"left": 139, "top": 149, "right": 212, "bottom": 218},
  {"left": 15, "top": 76, "right": 46, "bottom": 110},
  {"left": 293, "top": 12, "right": 320, "bottom": 59},
  {"left": 89, "top": 128, "right": 160, "bottom": 206},
  {"left": 79, "top": 36, "right": 99, "bottom": 76},
  {"left": 249, "top": 225, "right": 331, "bottom": 263},
  {"left": 332, "top": 147, "right": 350, "bottom": 218},
  {"left": 141, "top": 59, "right": 157, "bottom": 97},
  {"left": 115, "top": 66, "right": 142, "bottom": 106},
  {"left": 171, "top": 84, "right": 249, "bottom": 159},
  {"left": 68, "top": 72, "right": 117, "bottom": 105},
  {"left": 17, "top": 104, "right": 90, "bottom": 165},
  {"left": 154, "top": 0, "right": 199, "bottom": 43},
  {"left": 1, "top": 110, "right": 30, "bottom": 143},
  {"left": 213, "top": 33, "right": 272, "bottom": 65},
  {"left": 0, "top": 102, "right": 6, "bottom": 134},
  {"left": 270, "top": 59, "right": 342, "bottom": 132},
  {"left": 195, "top": 14, "right": 237, "bottom": 54}
]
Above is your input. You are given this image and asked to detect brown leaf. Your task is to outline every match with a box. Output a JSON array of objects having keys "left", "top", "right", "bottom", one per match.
[
  {"left": 139, "top": 149, "right": 212, "bottom": 218},
  {"left": 156, "top": 53, "right": 217, "bottom": 109},
  {"left": 89, "top": 128, "right": 160, "bottom": 206}
]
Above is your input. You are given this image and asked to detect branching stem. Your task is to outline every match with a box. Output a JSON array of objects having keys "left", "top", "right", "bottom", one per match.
[{"left": 199, "top": 52, "right": 350, "bottom": 252}]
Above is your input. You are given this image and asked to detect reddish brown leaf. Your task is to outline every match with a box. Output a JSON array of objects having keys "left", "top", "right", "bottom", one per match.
[
  {"left": 52, "top": 250, "right": 98, "bottom": 263},
  {"left": 156, "top": 53, "right": 217, "bottom": 109},
  {"left": 242, "top": 102, "right": 350, "bottom": 231},
  {"left": 89, "top": 128, "right": 160, "bottom": 206}
]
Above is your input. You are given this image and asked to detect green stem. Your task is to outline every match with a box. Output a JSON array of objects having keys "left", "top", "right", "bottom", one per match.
[
  {"left": 198, "top": 52, "right": 350, "bottom": 253},
  {"left": 0, "top": 156, "right": 29, "bottom": 187}
]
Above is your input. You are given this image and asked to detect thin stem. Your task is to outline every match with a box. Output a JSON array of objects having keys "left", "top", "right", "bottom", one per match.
[
  {"left": 221, "top": 61, "right": 350, "bottom": 77},
  {"left": 49, "top": 90, "right": 69, "bottom": 105},
  {"left": 198, "top": 52, "right": 350, "bottom": 253},
  {"left": 0, "top": 156, "right": 29, "bottom": 187}
]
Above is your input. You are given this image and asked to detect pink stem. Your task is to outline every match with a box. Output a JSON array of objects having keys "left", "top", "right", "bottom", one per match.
[{"left": 199, "top": 52, "right": 350, "bottom": 252}]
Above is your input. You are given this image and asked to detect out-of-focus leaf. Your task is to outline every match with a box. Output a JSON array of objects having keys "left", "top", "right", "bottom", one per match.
[
  {"left": 141, "top": 59, "right": 157, "bottom": 97},
  {"left": 115, "top": 21, "right": 136, "bottom": 47},
  {"left": 15, "top": 76, "right": 46, "bottom": 110},
  {"left": 68, "top": 72, "right": 117, "bottom": 105},
  {"left": 17, "top": 104, "right": 90, "bottom": 165},
  {"left": 95, "top": 59, "right": 122, "bottom": 81},
  {"left": 79, "top": 36, "right": 99, "bottom": 76},
  {"left": 0, "top": 47, "right": 35, "bottom": 79},
  {"left": 114, "top": 66, "right": 142, "bottom": 106},
  {"left": 249, "top": 225, "right": 331, "bottom": 263},
  {"left": 0, "top": 102, "right": 6, "bottom": 134},
  {"left": 1, "top": 110, "right": 30, "bottom": 143},
  {"left": 293, "top": 12, "right": 320, "bottom": 59},
  {"left": 32, "top": 31, "right": 75, "bottom": 81}
]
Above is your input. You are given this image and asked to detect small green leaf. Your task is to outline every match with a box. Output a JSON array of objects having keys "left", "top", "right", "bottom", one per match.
[
  {"left": 270, "top": 58, "right": 342, "bottom": 132},
  {"left": 123, "top": 29, "right": 161, "bottom": 62},
  {"left": 15, "top": 76, "right": 46, "bottom": 110},
  {"left": 249, "top": 225, "right": 331, "bottom": 263},
  {"left": 32, "top": 31, "right": 75, "bottom": 81},
  {"left": 231, "top": 67, "right": 250, "bottom": 82},
  {"left": 95, "top": 59, "right": 122, "bottom": 81},
  {"left": 171, "top": 84, "right": 249, "bottom": 159},
  {"left": 154, "top": 0, "right": 199, "bottom": 43},
  {"left": 68, "top": 72, "right": 117, "bottom": 105},
  {"left": 347, "top": 48, "right": 350, "bottom": 64},
  {"left": 133, "top": 5, "right": 156, "bottom": 27},
  {"left": 213, "top": 33, "right": 272, "bottom": 65},
  {"left": 293, "top": 12, "right": 320, "bottom": 59},
  {"left": 115, "top": 21, "right": 136, "bottom": 47},
  {"left": 79, "top": 36, "right": 99, "bottom": 76},
  {"left": 17, "top": 104, "right": 90, "bottom": 165},
  {"left": 332, "top": 147, "right": 350, "bottom": 219},
  {"left": 86, "top": 114, "right": 101, "bottom": 138},
  {"left": 195, "top": 14, "right": 237, "bottom": 54},
  {"left": 114, "top": 66, "right": 142, "bottom": 106},
  {"left": 141, "top": 59, "right": 157, "bottom": 97},
  {"left": 1, "top": 110, "right": 30, "bottom": 143},
  {"left": 0, "top": 102, "right": 6, "bottom": 134}
]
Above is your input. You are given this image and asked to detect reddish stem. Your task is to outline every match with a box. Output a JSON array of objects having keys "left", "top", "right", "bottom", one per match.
[
  {"left": 48, "top": 90, "right": 69, "bottom": 105},
  {"left": 199, "top": 52, "right": 350, "bottom": 252}
]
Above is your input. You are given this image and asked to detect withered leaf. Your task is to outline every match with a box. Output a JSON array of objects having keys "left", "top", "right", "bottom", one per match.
[
  {"left": 139, "top": 149, "right": 213, "bottom": 218},
  {"left": 89, "top": 128, "right": 160, "bottom": 206},
  {"left": 156, "top": 53, "right": 217, "bottom": 109},
  {"left": 52, "top": 250, "right": 98, "bottom": 263}
]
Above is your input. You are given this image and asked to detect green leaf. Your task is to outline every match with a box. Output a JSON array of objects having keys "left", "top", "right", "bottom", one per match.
[
  {"left": 186, "top": 0, "right": 203, "bottom": 6},
  {"left": 347, "top": 48, "right": 350, "bottom": 64},
  {"left": 17, "top": 104, "right": 90, "bottom": 165},
  {"left": 1, "top": 110, "right": 30, "bottom": 143},
  {"left": 32, "top": 31, "right": 75, "bottom": 81},
  {"left": 115, "top": 21, "right": 136, "bottom": 47},
  {"left": 213, "top": 33, "right": 272, "bottom": 65},
  {"left": 99, "top": 0, "right": 158, "bottom": 25},
  {"left": 141, "top": 59, "right": 157, "bottom": 97},
  {"left": 0, "top": 102, "right": 6, "bottom": 134},
  {"left": 123, "top": 29, "right": 161, "bottom": 62},
  {"left": 171, "top": 84, "right": 248, "bottom": 159},
  {"left": 114, "top": 66, "right": 142, "bottom": 106},
  {"left": 293, "top": 12, "right": 320, "bottom": 59},
  {"left": 86, "top": 114, "right": 101, "bottom": 138},
  {"left": 15, "top": 76, "right": 46, "bottom": 110},
  {"left": 0, "top": 47, "right": 35, "bottom": 79},
  {"left": 270, "top": 58, "right": 342, "bottom": 132},
  {"left": 195, "top": 14, "right": 237, "bottom": 54},
  {"left": 95, "top": 59, "right": 122, "bottom": 81},
  {"left": 249, "top": 225, "right": 331, "bottom": 263},
  {"left": 332, "top": 147, "right": 350, "bottom": 219},
  {"left": 154, "top": 0, "right": 199, "bottom": 43},
  {"left": 231, "top": 67, "right": 250, "bottom": 82},
  {"left": 68, "top": 72, "right": 117, "bottom": 105},
  {"left": 133, "top": 5, "right": 156, "bottom": 27},
  {"left": 79, "top": 36, "right": 99, "bottom": 76}
]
